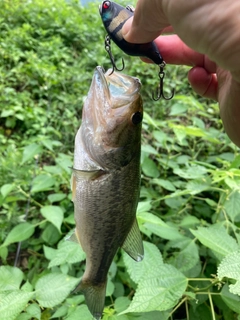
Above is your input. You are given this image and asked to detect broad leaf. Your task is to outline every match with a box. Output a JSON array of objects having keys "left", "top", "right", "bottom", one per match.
[
  {"left": 190, "top": 225, "right": 238, "bottom": 257},
  {"left": 0, "top": 291, "right": 34, "bottom": 320},
  {"left": 25, "top": 303, "right": 41, "bottom": 320},
  {"left": 123, "top": 241, "right": 163, "bottom": 284},
  {"left": 2, "top": 223, "right": 35, "bottom": 247},
  {"left": 64, "top": 305, "right": 92, "bottom": 320},
  {"left": 121, "top": 264, "right": 187, "bottom": 313},
  {"left": 142, "top": 157, "right": 159, "bottom": 178},
  {"left": 168, "top": 238, "right": 199, "bottom": 273},
  {"left": 31, "top": 174, "right": 55, "bottom": 193},
  {"left": 138, "top": 211, "right": 184, "bottom": 240},
  {"left": 152, "top": 178, "right": 176, "bottom": 191},
  {"left": 21, "top": 143, "right": 42, "bottom": 165},
  {"left": 35, "top": 273, "right": 79, "bottom": 307},
  {"left": 48, "top": 241, "right": 86, "bottom": 268},
  {"left": 0, "top": 266, "right": 24, "bottom": 290},
  {"left": 220, "top": 284, "right": 240, "bottom": 313},
  {"left": 40, "top": 205, "right": 63, "bottom": 233},
  {"left": 1, "top": 184, "right": 15, "bottom": 198},
  {"left": 224, "top": 190, "right": 240, "bottom": 222},
  {"left": 218, "top": 251, "right": 240, "bottom": 295}
]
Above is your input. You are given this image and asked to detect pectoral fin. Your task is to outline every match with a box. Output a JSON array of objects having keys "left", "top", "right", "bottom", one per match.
[
  {"left": 71, "top": 167, "right": 105, "bottom": 181},
  {"left": 70, "top": 168, "right": 105, "bottom": 201},
  {"left": 65, "top": 229, "right": 79, "bottom": 244},
  {"left": 122, "top": 219, "right": 144, "bottom": 262},
  {"left": 70, "top": 174, "right": 77, "bottom": 201}
]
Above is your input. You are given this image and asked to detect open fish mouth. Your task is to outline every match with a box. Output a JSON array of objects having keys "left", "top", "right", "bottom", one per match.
[{"left": 95, "top": 66, "right": 141, "bottom": 108}]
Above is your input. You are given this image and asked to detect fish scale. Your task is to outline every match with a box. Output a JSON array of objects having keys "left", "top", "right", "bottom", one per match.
[{"left": 70, "top": 67, "right": 144, "bottom": 319}]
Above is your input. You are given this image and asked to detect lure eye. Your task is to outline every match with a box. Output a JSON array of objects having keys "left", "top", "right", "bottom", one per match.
[
  {"left": 103, "top": 1, "right": 111, "bottom": 10},
  {"left": 131, "top": 112, "right": 143, "bottom": 125}
]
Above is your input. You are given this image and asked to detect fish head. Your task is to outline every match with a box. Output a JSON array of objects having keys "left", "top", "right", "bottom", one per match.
[{"left": 81, "top": 66, "right": 143, "bottom": 169}]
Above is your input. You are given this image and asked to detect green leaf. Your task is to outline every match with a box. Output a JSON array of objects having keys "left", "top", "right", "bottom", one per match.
[
  {"left": 137, "top": 201, "right": 152, "bottom": 213},
  {"left": 168, "top": 238, "right": 199, "bottom": 273},
  {"left": 48, "top": 241, "right": 86, "bottom": 268},
  {"left": 0, "top": 266, "right": 24, "bottom": 290},
  {"left": 21, "top": 143, "right": 42, "bottom": 165},
  {"left": 121, "top": 264, "right": 187, "bottom": 313},
  {"left": 2, "top": 223, "right": 35, "bottom": 247},
  {"left": 123, "top": 241, "right": 163, "bottom": 284},
  {"left": 48, "top": 193, "right": 66, "bottom": 203},
  {"left": 141, "top": 144, "right": 158, "bottom": 155},
  {"left": 114, "top": 297, "right": 131, "bottom": 314},
  {"left": 218, "top": 251, "right": 240, "bottom": 295},
  {"left": 174, "top": 165, "right": 208, "bottom": 179},
  {"left": 152, "top": 178, "right": 176, "bottom": 191},
  {"left": 106, "top": 278, "right": 114, "bottom": 297},
  {"left": 190, "top": 225, "right": 238, "bottom": 257},
  {"left": 64, "top": 305, "right": 92, "bottom": 320},
  {"left": 31, "top": 174, "right": 56, "bottom": 193},
  {"left": 224, "top": 190, "right": 240, "bottom": 222},
  {"left": 1, "top": 184, "right": 15, "bottom": 198},
  {"left": 43, "top": 245, "right": 57, "bottom": 261},
  {"left": 51, "top": 305, "right": 68, "bottom": 319},
  {"left": 186, "top": 178, "right": 211, "bottom": 195},
  {"left": 0, "top": 291, "right": 34, "bottom": 320},
  {"left": 35, "top": 273, "right": 79, "bottom": 308},
  {"left": 220, "top": 284, "right": 240, "bottom": 313},
  {"left": 170, "top": 103, "right": 188, "bottom": 115},
  {"left": 42, "top": 224, "right": 61, "bottom": 245},
  {"left": 25, "top": 303, "right": 41, "bottom": 320},
  {"left": 142, "top": 157, "right": 159, "bottom": 178},
  {"left": 40, "top": 205, "right": 64, "bottom": 233},
  {"left": 138, "top": 211, "right": 184, "bottom": 240}
]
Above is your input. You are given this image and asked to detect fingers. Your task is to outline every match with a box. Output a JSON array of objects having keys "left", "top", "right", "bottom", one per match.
[
  {"left": 122, "top": 0, "right": 170, "bottom": 43},
  {"left": 141, "top": 35, "right": 217, "bottom": 72},
  {"left": 188, "top": 67, "right": 218, "bottom": 101}
]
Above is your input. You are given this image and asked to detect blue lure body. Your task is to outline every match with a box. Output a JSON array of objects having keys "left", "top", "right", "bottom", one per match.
[{"left": 99, "top": 0, "right": 163, "bottom": 65}]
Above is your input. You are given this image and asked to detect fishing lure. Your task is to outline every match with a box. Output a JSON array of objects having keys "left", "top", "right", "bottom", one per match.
[{"left": 99, "top": 0, "right": 174, "bottom": 100}]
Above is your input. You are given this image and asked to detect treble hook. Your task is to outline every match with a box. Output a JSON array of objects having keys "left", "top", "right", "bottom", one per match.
[
  {"left": 152, "top": 62, "right": 174, "bottom": 101},
  {"left": 105, "top": 35, "right": 125, "bottom": 75}
]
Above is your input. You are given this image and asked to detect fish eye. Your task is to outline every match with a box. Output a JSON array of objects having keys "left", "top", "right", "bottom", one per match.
[
  {"left": 131, "top": 112, "right": 143, "bottom": 125},
  {"left": 102, "top": 1, "right": 111, "bottom": 10}
]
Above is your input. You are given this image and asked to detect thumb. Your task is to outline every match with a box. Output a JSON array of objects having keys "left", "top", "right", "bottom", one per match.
[{"left": 122, "top": 17, "right": 164, "bottom": 43}]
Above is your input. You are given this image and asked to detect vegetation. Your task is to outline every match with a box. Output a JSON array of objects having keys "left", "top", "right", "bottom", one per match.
[{"left": 1, "top": 0, "right": 240, "bottom": 319}]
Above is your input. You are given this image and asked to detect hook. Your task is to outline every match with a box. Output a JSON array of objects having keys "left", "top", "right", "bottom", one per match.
[
  {"left": 152, "top": 62, "right": 174, "bottom": 101},
  {"left": 105, "top": 35, "right": 125, "bottom": 75}
]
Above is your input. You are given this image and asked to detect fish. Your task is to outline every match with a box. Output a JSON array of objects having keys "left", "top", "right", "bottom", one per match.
[
  {"left": 99, "top": 0, "right": 163, "bottom": 65},
  {"left": 71, "top": 66, "right": 144, "bottom": 320}
]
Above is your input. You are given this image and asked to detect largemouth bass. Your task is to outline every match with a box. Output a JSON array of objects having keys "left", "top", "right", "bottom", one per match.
[{"left": 71, "top": 66, "right": 144, "bottom": 320}]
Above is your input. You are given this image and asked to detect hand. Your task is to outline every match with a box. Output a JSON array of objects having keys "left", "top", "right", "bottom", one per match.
[{"left": 122, "top": 0, "right": 240, "bottom": 147}]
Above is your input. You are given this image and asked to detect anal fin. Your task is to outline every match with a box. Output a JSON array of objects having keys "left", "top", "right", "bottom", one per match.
[{"left": 122, "top": 219, "right": 144, "bottom": 262}]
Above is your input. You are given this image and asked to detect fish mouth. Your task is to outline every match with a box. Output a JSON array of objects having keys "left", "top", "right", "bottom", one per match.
[{"left": 95, "top": 66, "right": 141, "bottom": 108}]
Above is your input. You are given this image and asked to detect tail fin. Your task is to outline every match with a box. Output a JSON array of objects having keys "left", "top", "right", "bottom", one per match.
[{"left": 74, "top": 280, "right": 107, "bottom": 320}]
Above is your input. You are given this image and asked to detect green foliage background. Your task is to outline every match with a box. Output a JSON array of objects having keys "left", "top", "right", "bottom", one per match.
[{"left": 1, "top": 0, "right": 240, "bottom": 319}]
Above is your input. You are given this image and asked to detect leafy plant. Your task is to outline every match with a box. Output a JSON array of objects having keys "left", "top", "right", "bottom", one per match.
[{"left": 1, "top": 0, "right": 240, "bottom": 319}]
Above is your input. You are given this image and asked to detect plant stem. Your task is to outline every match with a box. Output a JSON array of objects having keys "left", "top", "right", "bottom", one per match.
[
  {"left": 208, "top": 290, "right": 216, "bottom": 320},
  {"left": 169, "top": 297, "right": 187, "bottom": 316},
  {"left": 18, "top": 186, "right": 43, "bottom": 208}
]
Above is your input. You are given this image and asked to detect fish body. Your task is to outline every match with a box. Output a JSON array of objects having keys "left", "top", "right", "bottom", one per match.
[
  {"left": 71, "top": 66, "right": 144, "bottom": 319},
  {"left": 99, "top": 0, "right": 163, "bottom": 65}
]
